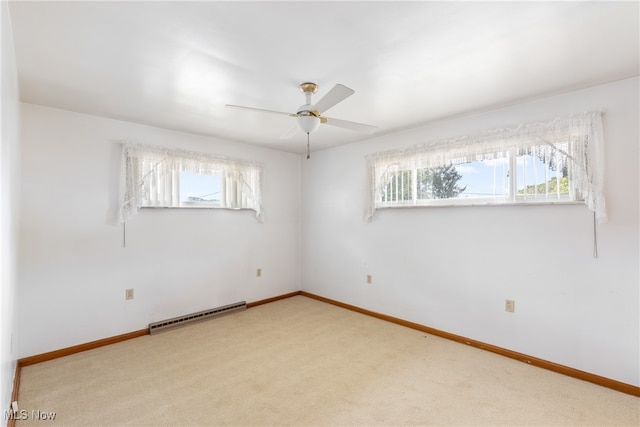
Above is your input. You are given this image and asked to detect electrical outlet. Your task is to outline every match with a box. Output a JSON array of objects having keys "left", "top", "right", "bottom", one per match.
[
  {"left": 505, "top": 299, "right": 515, "bottom": 313},
  {"left": 125, "top": 289, "right": 134, "bottom": 300},
  {"left": 367, "top": 275, "right": 372, "bottom": 284},
  {"left": 256, "top": 268, "right": 262, "bottom": 277}
]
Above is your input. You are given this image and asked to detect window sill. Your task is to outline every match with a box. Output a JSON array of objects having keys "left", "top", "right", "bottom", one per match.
[
  {"left": 376, "top": 199, "right": 584, "bottom": 210},
  {"left": 140, "top": 206, "right": 247, "bottom": 211}
]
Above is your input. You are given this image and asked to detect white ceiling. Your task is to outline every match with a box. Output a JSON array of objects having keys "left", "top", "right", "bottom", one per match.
[{"left": 8, "top": 1, "right": 640, "bottom": 154}]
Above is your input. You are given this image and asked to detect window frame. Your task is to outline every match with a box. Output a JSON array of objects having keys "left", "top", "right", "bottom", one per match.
[{"left": 376, "top": 146, "right": 581, "bottom": 209}]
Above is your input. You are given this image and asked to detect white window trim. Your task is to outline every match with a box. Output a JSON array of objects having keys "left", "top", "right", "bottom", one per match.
[
  {"left": 118, "top": 142, "right": 264, "bottom": 223},
  {"left": 365, "top": 111, "right": 606, "bottom": 223}
]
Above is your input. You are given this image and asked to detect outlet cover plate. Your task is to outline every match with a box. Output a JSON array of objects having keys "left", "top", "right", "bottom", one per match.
[{"left": 505, "top": 299, "right": 515, "bottom": 313}]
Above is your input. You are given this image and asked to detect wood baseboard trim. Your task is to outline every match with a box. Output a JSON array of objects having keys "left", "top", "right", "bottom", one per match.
[
  {"left": 8, "top": 292, "right": 299, "bottom": 418},
  {"left": 18, "top": 291, "right": 302, "bottom": 368},
  {"left": 10, "top": 328, "right": 148, "bottom": 426},
  {"left": 18, "top": 328, "right": 149, "bottom": 368},
  {"left": 246, "top": 291, "right": 302, "bottom": 308},
  {"left": 299, "top": 291, "right": 640, "bottom": 397},
  {"left": 11, "top": 289, "right": 638, "bottom": 414},
  {"left": 6, "top": 363, "right": 20, "bottom": 427}
]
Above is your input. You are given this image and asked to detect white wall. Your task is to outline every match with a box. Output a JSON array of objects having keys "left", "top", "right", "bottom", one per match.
[
  {"left": 14, "top": 76, "right": 639, "bottom": 389},
  {"left": 1, "top": 0, "right": 21, "bottom": 411},
  {"left": 301, "top": 77, "right": 639, "bottom": 386},
  {"left": 17, "top": 104, "right": 301, "bottom": 358}
]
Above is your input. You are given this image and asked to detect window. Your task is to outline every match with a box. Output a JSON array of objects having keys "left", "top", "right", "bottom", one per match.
[
  {"left": 379, "top": 141, "right": 579, "bottom": 207},
  {"left": 366, "top": 112, "right": 605, "bottom": 222},
  {"left": 119, "top": 143, "right": 263, "bottom": 222}
]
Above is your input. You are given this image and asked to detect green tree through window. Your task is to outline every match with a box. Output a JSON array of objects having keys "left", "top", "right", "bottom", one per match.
[
  {"left": 383, "top": 165, "right": 466, "bottom": 202},
  {"left": 418, "top": 165, "right": 467, "bottom": 199}
]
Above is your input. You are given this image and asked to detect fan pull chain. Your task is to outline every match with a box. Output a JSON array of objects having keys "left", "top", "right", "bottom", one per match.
[
  {"left": 593, "top": 211, "right": 598, "bottom": 259},
  {"left": 306, "top": 132, "right": 311, "bottom": 159}
]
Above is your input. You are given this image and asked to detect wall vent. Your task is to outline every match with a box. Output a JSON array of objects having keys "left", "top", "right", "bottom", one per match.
[{"left": 149, "top": 301, "right": 246, "bottom": 334}]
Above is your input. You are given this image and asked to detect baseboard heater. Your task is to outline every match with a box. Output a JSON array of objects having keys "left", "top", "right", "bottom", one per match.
[{"left": 149, "top": 301, "right": 247, "bottom": 335}]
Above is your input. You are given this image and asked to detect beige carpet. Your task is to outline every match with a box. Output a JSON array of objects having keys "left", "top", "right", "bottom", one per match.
[{"left": 16, "top": 295, "right": 640, "bottom": 426}]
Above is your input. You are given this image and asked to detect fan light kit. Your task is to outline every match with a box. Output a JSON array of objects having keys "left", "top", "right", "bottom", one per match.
[{"left": 226, "top": 81, "right": 376, "bottom": 159}]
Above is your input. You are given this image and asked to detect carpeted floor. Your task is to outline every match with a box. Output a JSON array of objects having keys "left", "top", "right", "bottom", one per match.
[{"left": 15, "top": 295, "right": 640, "bottom": 426}]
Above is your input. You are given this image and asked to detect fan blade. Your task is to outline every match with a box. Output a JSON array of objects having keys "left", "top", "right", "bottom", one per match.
[
  {"left": 323, "top": 117, "right": 377, "bottom": 133},
  {"left": 225, "top": 104, "right": 297, "bottom": 117},
  {"left": 279, "top": 125, "right": 299, "bottom": 139},
  {"left": 312, "top": 84, "right": 355, "bottom": 114}
]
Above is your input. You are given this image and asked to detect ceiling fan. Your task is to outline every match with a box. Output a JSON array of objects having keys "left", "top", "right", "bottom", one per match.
[{"left": 225, "top": 82, "right": 376, "bottom": 158}]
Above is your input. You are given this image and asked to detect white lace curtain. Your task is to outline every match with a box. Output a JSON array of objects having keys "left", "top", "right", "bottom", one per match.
[
  {"left": 365, "top": 111, "right": 606, "bottom": 222},
  {"left": 118, "top": 142, "right": 264, "bottom": 223}
]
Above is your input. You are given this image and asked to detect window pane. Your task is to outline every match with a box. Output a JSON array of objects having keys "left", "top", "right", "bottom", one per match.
[
  {"left": 417, "top": 161, "right": 509, "bottom": 201},
  {"left": 179, "top": 171, "right": 222, "bottom": 207},
  {"left": 515, "top": 145, "right": 569, "bottom": 201},
  {"left": 416, "top": 165, "right": 464, "bottom": 199},
  {"left": 456, "top": 159, "right": 510, "bottom": 200},
  {"left": 382, "top": 170, "right": 413, "bottom": 202}
]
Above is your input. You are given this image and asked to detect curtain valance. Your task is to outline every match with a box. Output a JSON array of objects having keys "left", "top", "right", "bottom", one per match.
[
  {"left": 365, "top": 111, "right": 606, "bottom": 222},
  {"left": 118, "top": 142, "right": 264, "bottom": 223}
]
